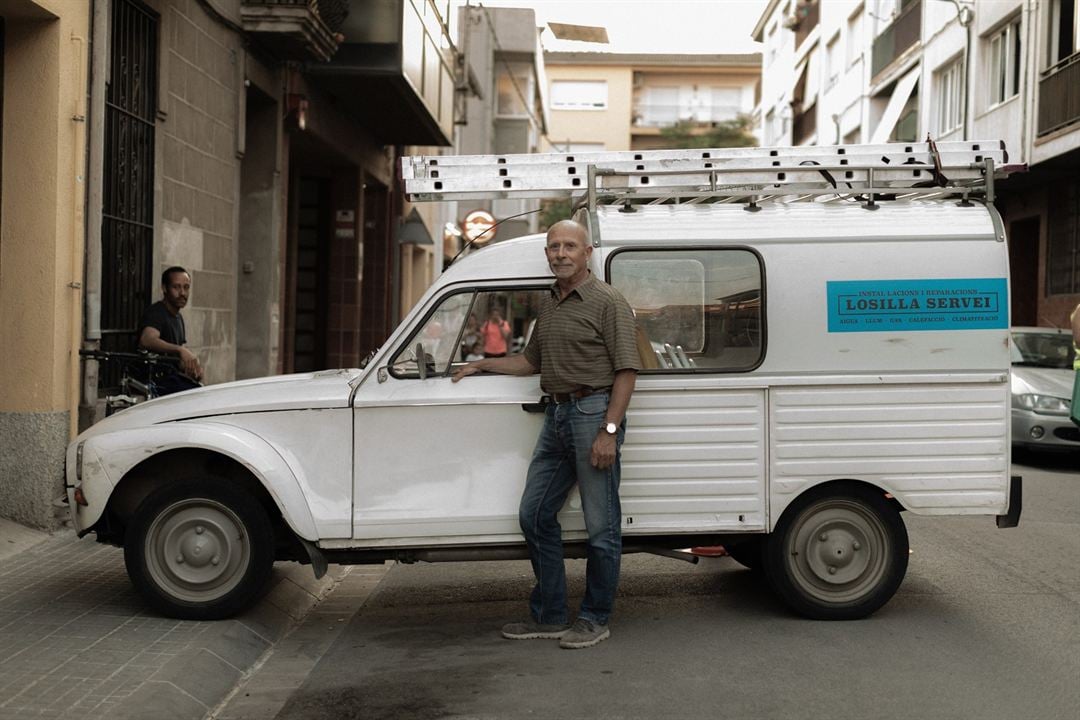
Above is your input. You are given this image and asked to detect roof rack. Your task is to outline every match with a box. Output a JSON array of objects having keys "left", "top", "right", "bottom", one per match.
[{"left": 402, "top": 140, "right": 1022, "bottom": 209}]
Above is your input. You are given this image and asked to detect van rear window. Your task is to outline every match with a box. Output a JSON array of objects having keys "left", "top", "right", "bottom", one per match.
[{"left": 609, "top": 249, "right": 763, "bottom": 372}]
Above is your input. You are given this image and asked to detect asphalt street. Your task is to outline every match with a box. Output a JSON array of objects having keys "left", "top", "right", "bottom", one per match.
[{"left": 220, "top": 455, "right": 1080, "bottom": 720}]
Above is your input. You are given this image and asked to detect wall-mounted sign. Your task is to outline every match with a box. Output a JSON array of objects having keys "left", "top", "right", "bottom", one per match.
[{"left": 462, "top": 209, "right": 496, "bottom": 244}]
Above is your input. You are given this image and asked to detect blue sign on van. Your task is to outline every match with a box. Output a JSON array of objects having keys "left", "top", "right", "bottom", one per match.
[{"left": 827, "top": 278, "right": 1008, "bottom": 332}]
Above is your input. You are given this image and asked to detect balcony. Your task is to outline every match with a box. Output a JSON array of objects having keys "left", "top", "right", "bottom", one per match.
[
  {"left": 1038, "top": 52, "right": 1080, "bottom": 136},
  {"left": 241, "top": 0, "right": 341, "bottom": 62},
  {"left": 304, "top": 0, "right": 456, "bottom": 146},
  {"left": 871, "top": 0, "right": 921, "bottom": 79}
]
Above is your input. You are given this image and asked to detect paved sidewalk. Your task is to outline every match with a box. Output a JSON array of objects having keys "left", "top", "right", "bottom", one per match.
[{"left": 0, "top": 522, "right": 351, "bottom": 720}]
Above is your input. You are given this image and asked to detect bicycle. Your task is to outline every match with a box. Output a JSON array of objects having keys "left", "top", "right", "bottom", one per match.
[{"left": 79, "top": 348, "right": 199, "bottom": 415}]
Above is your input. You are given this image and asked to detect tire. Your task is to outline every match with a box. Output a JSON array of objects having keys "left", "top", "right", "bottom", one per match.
[
  {"left": 725, "top": 537, "right": 765, "bottom": 571},
  {"left": 124, "top": 478, "right": 275, "bottom": 620},
  {"left": 763, "top": 484, "right": 908, "bottom": 620}
]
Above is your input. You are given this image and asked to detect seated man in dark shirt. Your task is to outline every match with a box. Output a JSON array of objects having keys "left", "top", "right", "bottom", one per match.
[{"left": 138, "top": 266, "right": 203, "bottom": 395}]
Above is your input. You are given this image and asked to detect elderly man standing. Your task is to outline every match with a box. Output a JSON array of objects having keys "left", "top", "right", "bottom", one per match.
[{"left": 453, "top": 219, "right": 640, "bottom": 649}]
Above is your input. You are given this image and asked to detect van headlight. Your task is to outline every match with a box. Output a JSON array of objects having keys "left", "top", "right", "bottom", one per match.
[{"left": 1013, "top": 393, "right": 1070, "bottom": 415}]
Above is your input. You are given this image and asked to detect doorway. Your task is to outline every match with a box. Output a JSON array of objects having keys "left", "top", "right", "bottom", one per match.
[
  {"left": 287, "top": 176, "right": 330, "bottom": 372},
  {"left": 1008, "top": 217, "right": 1039, "bottom": 326}
]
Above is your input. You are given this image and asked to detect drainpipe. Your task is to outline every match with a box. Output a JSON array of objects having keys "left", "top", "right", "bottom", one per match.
[
  {"left": 79, "top": 0, "right": 108, "bottom": 427},
  {"left": 953, "top": 1, "right": 975, "bottom": 140},
  {"left": 70, "top": 29, "right": 88, "bottom": 438}
]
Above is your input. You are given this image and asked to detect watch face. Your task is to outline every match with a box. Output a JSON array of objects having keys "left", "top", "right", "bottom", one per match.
[{"left": 605, "top": 422, "right": 618, "bottom": 434}]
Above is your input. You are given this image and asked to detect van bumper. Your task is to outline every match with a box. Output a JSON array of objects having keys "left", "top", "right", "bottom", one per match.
[{"left": 996, "top": 475, "right": 1022, "bottom": 528}]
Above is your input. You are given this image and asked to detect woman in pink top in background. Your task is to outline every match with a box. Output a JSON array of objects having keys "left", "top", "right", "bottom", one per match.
[{"left": 481, "top": 307, "right": 512, "bottom": 358}]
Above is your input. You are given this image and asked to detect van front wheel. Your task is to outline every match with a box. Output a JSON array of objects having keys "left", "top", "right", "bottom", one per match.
[
  {"left": 124, "top": 479, "right": 275, "bottom": 620},
  {"left": 764, "top": 485, "right": 908, "bottom": 620}
]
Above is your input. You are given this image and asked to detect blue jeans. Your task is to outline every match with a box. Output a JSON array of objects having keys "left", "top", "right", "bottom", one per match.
[{"left": 519, "top": 391, "right": 625, "bottom": 626}]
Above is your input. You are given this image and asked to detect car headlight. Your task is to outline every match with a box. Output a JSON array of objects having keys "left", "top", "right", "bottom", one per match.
[
  {"left": 1013, "top": 393, "right": 1071, "bottom": 415},
  {"left": 75, "top": 441, "right": 85, "bottom": 481}
]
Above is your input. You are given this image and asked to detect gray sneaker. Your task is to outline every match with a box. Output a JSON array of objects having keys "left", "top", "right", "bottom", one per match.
[
  {"left": 558, "top": 618, "right": 610, "bottom": 649},
  {"left": 501, "top": 620, "right": 570, "bottom": 640}
]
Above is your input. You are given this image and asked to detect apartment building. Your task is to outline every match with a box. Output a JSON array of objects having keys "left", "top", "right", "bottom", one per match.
[
  {"left": 753, "top": 0, "right": 1080, "bottom": 328},
  {"left": 545, "top": 52, "right": 761, "bottom": 152},
  {"left": 1, "top": 0, "right": 460, "bottom": 529},
  {"left": 443, "top": 5, "right": 549, "bottom": 254}
]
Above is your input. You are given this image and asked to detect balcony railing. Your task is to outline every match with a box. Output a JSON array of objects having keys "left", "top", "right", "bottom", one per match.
[
  {"left": 632, "top": 104, "right": 741, "bottom": 128},
  {"left": 871, "top": 0, "right": 921, "bottom": 79},
  {"left": 1038, "top": 52, "right": 1080, "bottom": 136},
  {"left": 794, "top": 0, "right": 820, "bottom": 50}
]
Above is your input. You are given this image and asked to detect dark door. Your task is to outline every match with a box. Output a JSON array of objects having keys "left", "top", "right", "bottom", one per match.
[
  {"left": 290, "top": 177, "right": 329, "bottom": 372},
  {"left": 1008, "top": 217, "right": 1039, "bottom": 326}
]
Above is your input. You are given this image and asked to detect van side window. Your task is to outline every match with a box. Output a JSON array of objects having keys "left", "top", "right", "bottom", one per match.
[
  {"left": 609, "top": 249, "right": 763, "bottom": 371},
  {"left": 390, "top": 287, "right": 548, "bottom": 378}
]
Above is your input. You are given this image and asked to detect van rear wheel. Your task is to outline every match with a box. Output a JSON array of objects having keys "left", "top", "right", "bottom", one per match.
[
  {"left": 764, "top": 485, "right": 908, "bottom": 620},
  {"left": 124, "top": 479, "right": 275, "bottom": 620}
]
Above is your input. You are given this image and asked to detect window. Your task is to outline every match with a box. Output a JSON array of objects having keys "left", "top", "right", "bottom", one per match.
[
  {"left": 637, "top": 85, "right": 680, "bottom": 126},
  {"left": 550, "top": 80, "right": 608, "bottom": 110},
  {"left": 766, "top": 22, "right": 778, "bottom": 65},
  {"left": 826, "top": 32, "right": 842, "bottom": 89},
  {"left": 701, "top": 87, "right": 742, "bottom": 123},
  {"left": 846, "top": 6, "right": 864, "bottom": 67},
  {"left": 843, "top": 126, "right": 861, "bottom": 144},
  {"left": 609, "top": 249, "right": 764, "bottom": 372},
  {"left": 987, "top": 18, "right": 1021, "bottom": 107},
  {"left": 497, "top": 64, "right": 533, "bottom": 116},
  {"left": 933, "top": 57, "right": 964, "bottom": 135},
  {"left": 1047, "top": 0, "right": 1079, "bottom": 67},
  {"left": 391, "top": 288, "right": 548, "bottom": 378}
]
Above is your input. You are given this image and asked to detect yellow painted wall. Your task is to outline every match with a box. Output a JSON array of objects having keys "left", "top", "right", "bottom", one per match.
[
  {"left": 0, "top": 0, "right": 89, "bottom": 423},
  {"left": 545, "top": 64, "right": 634, "bottom": 151}
]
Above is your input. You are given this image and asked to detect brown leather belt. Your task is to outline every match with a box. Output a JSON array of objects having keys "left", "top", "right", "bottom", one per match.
[{"left": 549, "top": 386, "right": 611, "bottom": 404}]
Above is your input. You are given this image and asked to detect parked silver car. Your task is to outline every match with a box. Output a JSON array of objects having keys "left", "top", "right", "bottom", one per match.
[{"left": 1011, "top": 327, "right": 1079, "bottom": 451}]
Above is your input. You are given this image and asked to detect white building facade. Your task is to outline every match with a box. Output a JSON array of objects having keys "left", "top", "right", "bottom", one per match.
[{"left": 754, "top": 0, "right": 1080, "bottom": 328}]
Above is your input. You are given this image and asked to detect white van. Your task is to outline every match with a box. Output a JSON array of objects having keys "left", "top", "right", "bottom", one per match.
[{"left": 65, "top": 141, "right": 1021, "bottom": 622}]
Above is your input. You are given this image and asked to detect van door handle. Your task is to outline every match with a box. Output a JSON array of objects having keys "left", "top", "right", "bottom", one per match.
[{"left": 521, "top": 398, "right": 549, "bottom": 413}]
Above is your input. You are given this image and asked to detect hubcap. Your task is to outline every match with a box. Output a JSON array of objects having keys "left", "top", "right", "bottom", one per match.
[
  {"left": 145, "top": 499, "right": 250, "bottom": 603},
  {"left": 785, "top": 498, "right": 890, "bottom": 604}
]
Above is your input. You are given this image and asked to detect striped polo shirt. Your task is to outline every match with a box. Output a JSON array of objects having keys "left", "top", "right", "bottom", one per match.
[{"left": 524, "top": 273, "right": 641, "bottom": 393}]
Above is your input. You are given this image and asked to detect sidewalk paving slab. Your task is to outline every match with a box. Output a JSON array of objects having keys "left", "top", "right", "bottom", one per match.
[{"left": 0, "top": 521, "right": 352, "bottom": 720}]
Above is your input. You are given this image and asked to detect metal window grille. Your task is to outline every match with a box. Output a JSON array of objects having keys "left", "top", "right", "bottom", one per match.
[{"left": 99, "top": 0, "right": 159, "bottom": 387}]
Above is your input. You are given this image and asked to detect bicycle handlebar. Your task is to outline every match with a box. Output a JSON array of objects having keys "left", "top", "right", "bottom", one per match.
[{"left": 79, "top": 348, "right": 181, "bottom": 366}]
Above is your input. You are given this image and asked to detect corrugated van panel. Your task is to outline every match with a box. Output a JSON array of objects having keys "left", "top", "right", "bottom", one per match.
[
  {"left": 770, "top": 383, "right": 1009, "bottom": 522},
  {"left": 621, "top": 388, "right": 767, "bottom": 532}
]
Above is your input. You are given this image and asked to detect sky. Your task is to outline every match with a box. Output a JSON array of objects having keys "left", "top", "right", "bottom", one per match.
[{"left": 452, "top": 0, "right": 768, "bottom": 55}]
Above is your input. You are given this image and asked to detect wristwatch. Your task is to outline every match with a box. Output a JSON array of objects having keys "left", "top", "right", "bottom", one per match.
[{"left": 604, "top": 422, "right": 618, "bottom": 435}]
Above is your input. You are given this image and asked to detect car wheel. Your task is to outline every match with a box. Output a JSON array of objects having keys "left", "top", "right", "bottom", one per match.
[
  {"left": 124, "top": 478, "right": 274, "bottom": 620},
  {"left": 763, "top": 484, "right": 908, "bottom": 620}
]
